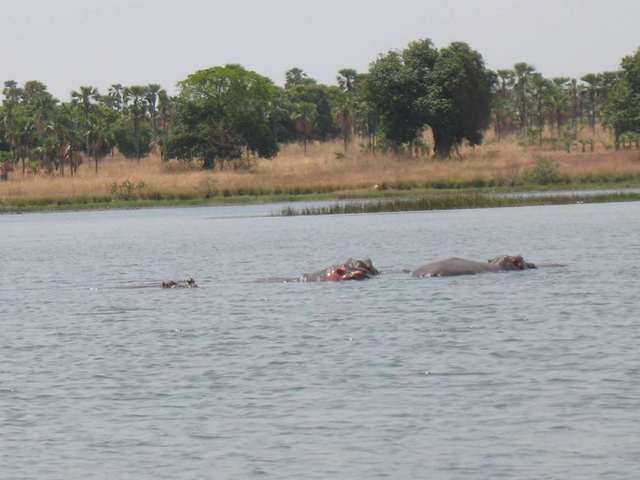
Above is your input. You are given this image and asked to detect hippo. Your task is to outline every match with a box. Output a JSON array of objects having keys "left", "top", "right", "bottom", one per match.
[
  {"left": 260, "top": 258, "right": 379, "bottom": 283},
  {"left": 412, "top": 255, "right": 537, "bottom": 278},
  {"left": 162, "top": 277, "right": 198, "bottom": 288}
]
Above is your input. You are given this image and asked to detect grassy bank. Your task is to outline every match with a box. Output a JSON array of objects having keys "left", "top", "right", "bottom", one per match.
[{"left": 2, "top": 132, "right": 640, "bottom": 214}]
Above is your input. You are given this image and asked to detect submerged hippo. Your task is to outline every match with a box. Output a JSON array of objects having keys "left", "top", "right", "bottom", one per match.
[
  {"left": 412, "top": 255, "right": 537, "bottom": 278},
  {"left": 300, "top": 258, "right": 380, "bottom": 282},
  {"left": 260, "top": 258, "right": 379, "bottom": 283},
  {"left": 162, "top": 277, "right": 198, "bottom": 288}
]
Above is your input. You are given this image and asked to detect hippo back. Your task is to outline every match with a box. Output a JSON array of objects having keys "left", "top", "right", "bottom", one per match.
[{"left": 412, "top": 257, "right": 493, "bottom": 277}]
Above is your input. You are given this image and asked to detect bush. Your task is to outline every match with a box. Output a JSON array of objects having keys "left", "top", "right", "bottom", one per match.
[
  {"left": 522, "top": 157, "right": 564, "bottom": 185},
  {"left": 110, "top": 179, "right": 147, "bottom": 200}
]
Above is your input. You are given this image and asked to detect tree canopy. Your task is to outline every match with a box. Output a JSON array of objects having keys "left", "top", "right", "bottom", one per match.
[
  {"left": 367, "top": 39, "right": 492, "bottom": 157},
  {"left": 603, "top": 48, "right": 640, "bottom": 145},
  {"left": 164, "top": 64, "right": 279, "bottom": 169},
  {"left": 2, "top": 41, "right": 640, "bottom": 181}
]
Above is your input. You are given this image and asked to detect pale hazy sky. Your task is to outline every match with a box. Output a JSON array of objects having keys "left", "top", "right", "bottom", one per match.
[{"left": 2, "top": 0, "right": 638, "bottom": 99}]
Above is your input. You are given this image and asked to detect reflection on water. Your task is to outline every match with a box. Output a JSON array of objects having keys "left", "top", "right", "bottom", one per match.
[{"left": 1, "top": 202, "right": 640, "bottom": 479}]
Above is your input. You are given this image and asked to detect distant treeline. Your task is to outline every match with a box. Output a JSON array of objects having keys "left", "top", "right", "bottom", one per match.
[{"left": 1, "top": 40, "right": 640, "bottom": 178}]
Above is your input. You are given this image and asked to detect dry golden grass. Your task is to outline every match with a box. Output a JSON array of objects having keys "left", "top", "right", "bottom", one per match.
[{"left": 2, "top": 127, "right": 640, "bottom": 203}]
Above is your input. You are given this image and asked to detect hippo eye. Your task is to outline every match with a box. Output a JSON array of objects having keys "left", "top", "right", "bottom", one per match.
[{"left": 336, "top": 267, "right": 347, "bottom": 275}]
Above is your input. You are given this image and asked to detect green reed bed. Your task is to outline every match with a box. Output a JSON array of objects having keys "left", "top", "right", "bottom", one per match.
[{"left": 279, "top": 192, "right": 640, "bottom": 216}]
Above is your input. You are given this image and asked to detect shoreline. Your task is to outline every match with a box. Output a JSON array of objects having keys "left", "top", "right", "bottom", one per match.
[{"left": 2, "top": 183, "right": 640, "bottom": 215}]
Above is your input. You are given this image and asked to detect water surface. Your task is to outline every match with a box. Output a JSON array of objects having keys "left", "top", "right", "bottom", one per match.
[{"left": 1, "top": 202, "right": 639, "bottom": 479}]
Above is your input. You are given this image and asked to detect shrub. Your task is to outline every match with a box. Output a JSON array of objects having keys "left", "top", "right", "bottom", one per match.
[
  {"left": 110, "top": 179, "right": 147, "bottom": 200},
  {"left": 522, "top": 157, "right": 564, "bottom": 185}
]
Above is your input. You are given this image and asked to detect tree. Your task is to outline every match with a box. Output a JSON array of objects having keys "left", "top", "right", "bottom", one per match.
[
  {"left": 428, "top": 42, "right": 493, "bottom": 157},
  {"left": 51, "top": 103, "right": 83, "bottom": 176},
  {"left": 291, "top": 101, "right": 317, "bottom": 155},
  {"left": 123, "top": 85, "right": 149, "bottom": 161},
  {"left": 335, "top": 69, "right": 359, "bottom": 152},
  {"left": 106, "top": 83, "right": 125, "bottom": 111},
  {"left": 493, "top": 69, "right": 516, "bottom": 138},
  {"left": 603, "top": 48, "right": 640, "bottom": 148},
  {"left": 580, "top": 73, "right": 600, "bottom": 131},
  {"left": 549, "top": 78, "right": 570, "bottom": 134},
  {"left": 285, "top": 83, "right": 338, "bottom": 141},
  {"left": 164, "top": 64, "right": 279, "bottom": 169},
  {"left": 367, "top": 39, "right": 492, "bottom": 158},
  {"left": 529, "top": 73, "right": 551, "bottom": 142},
  {"left": 86, "top": 106, "right": 116, "bottom": 173},
  {"left": 285, "top": 67, "right": 316, "bottom": 89},
  {"left": 350, "top": 73, "right": 380, "bottom": 153},
  {"left": 367, "top": 49, "right": 424, "bottom": 148},
  {"left": 71, "top": 85, "right": 100, "bottom": 155},
  {"left": 337, "top": 68, "right": 358, "bottom": 92},
  {"left": 514, "top": 62, "right": 536, "bottom": 130},
  {"left": 145, "top": 83, "right": 162, "bottom": 140},
  {"left": 2, "top": 81, "right": 23, "bottom": 167}
]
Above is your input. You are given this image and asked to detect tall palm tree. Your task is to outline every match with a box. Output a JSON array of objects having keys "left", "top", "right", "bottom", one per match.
[
  {"left": 71, "top": 86, "right": 100, "bottom": 119},
  {"left": 292, "top": 101, "right": 317, "bottom": 155},
  {"left": 145, "top": 84, "right": 162, "bottom": 140},
  {"left": 71, "top": 85, "right": 100, "bottom": 154},
  {"left": 86, "top": 107, "right": 115, "bottom": 174},
  {"left": 107, "top": 84, "right": 125, "bottom": 111},
  {"left": 123, "top": 85, "right": 148, "bottom": 161},
  {"left": 494, "top": 69, "right": 516, "bottom": 138},
  {"left": 580, "top": 74, "right": 600, "bottom": 131},
  {"left": 514, "top": 62, "right": 536, "bottom": 130},
  {"left": 2, "top": 81, "right": 26, "bottom": 167}
]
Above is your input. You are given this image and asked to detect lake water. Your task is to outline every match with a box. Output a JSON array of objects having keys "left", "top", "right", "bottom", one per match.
[{"left": 1, "top": 201, "right": 639, "bottom": 479}]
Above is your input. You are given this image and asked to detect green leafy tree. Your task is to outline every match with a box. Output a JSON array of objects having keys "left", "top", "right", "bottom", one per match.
[
  {"left": 603, "top": 48, "right": 640, "bottom": 148},
  {"left": 164, "top": 64, "right": 279, "bottom": 169},
  {"left": 352, "top": 73, "right": 380, "bottom": 153},
  {"left": 367, "top": 39, "right": 492, "bottom": 158},
  {"left": 285, "top": 83, "right": 338, "bottom": 141}
]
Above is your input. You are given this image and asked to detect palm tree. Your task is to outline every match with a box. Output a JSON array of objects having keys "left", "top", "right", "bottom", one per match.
[
  {"left": 581, "top": 74, "right": 600, "bottom": 131},
  {"left": 549, "top": 78, "right": 570, "bottom": 134},
  {"left": 529, "top": 73, "right": 551, "bottom": 143},
  {"left": 86, "top": 107, "right": 115, "bottom": 174},
  {"left": 71, "top": 86, "right": 100, "bottom": 119},
  {"left": 107, "top": 84, "right": 125, "bottom": 111},
  {"left": 337, "top": 69, "right": 358, "bottom": 92},
  {"left": 124, "top": 85, "right": 148, "bottom": 161},
  {"left": 292, "top": 101, "right": 317, "bottom": 155},
  {"left": 494, "top": 69, "right": 516, "bottom": 138},
  {"left": 71, "top": 85, "right": 100, "bottom": 154},
  {"left": 2, "top": 81, "right": 24, "bottom": 167},
  {"left": 514, "top": 62, "right": 536, "bottom": 130},
  {"left": 336, "top": 69, "right": 358, "bottom": 153},
  {"left": 145, "top": 84, "right": 162, "bottom": 140}
]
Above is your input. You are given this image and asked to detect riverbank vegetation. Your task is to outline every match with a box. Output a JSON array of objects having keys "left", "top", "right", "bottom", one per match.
[
  {"left": 1, "top": 41, "right": 640, "bottom": 213},
  {"left": 279, "top": 191, "right": 640, "bottom": 216}
]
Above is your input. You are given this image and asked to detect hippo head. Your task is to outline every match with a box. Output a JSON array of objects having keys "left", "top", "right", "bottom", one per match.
[
  {"left": 186, "top": 277, "right": 198, "bottom": 288},
  {"left": 328, "top": 258, "right": 379, "bottom": 281},
  {"left": 488, "top": 255, "right": 537, "bottom": 270}
]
